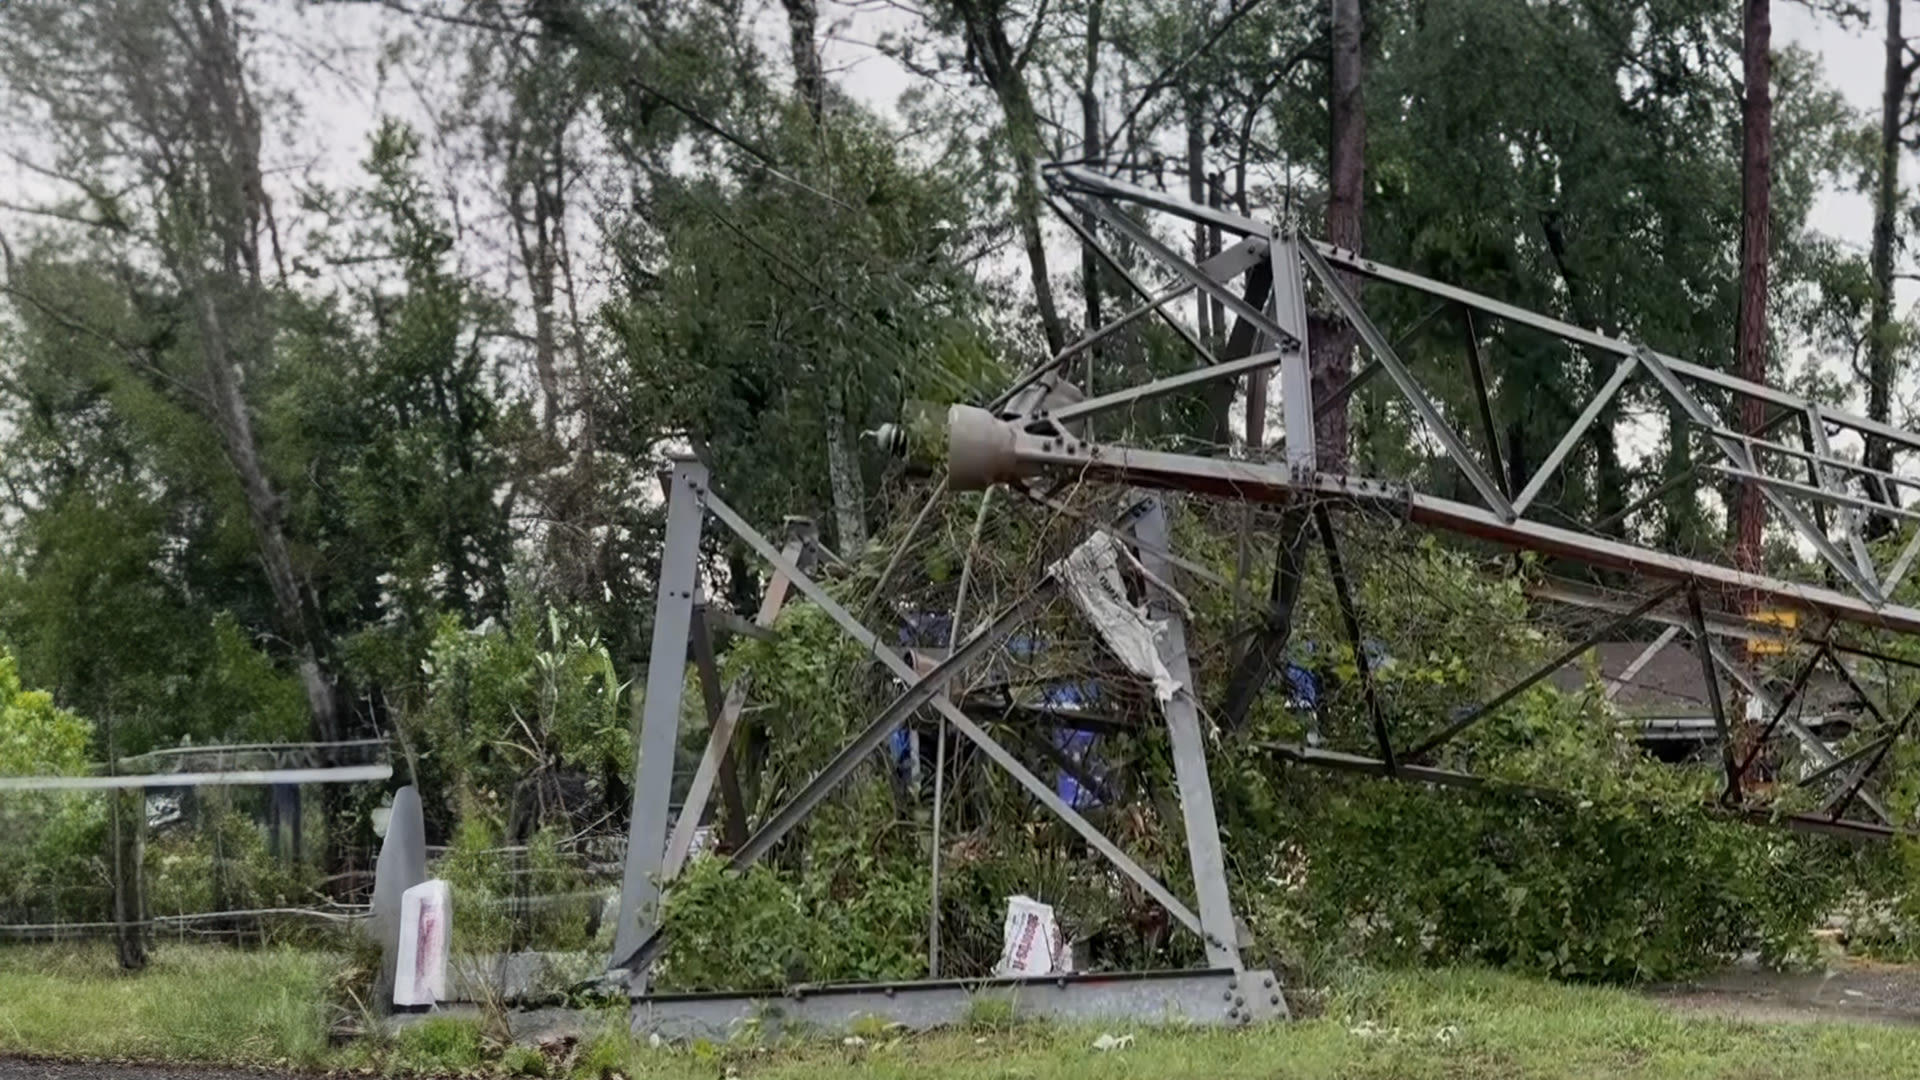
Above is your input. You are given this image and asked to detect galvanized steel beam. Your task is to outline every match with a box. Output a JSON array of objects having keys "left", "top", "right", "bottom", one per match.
[
  {"left": 1131, "top": 494, "right": 1250, "bottom": 976},
  {"left": 633, "top": 966, "right": 1285, "bottom": 1039},
  {"left": 612, "top": 458, "right": 707, "bottom": 974}
]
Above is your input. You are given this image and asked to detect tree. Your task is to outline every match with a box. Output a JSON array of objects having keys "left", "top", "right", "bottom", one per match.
[
  {"left": 1317, "top": 0, "right": 1365, "bottom": 471},
  {"left": 780, "top": 0, "right": 870, "bottom": 554},
  {"left": 601, "top": 106, "right": 1004, "bottom": 563},
  {"left": 0, "top": 0, "right": 344, "bottom": 747},
  {"left": 940, "top": 0, "right": 1070, "bottom": 355},
  {"left": 1866, "top": 0, "right": 1913, "bottom": 534},
  {"left": 1734, "top": 0, "right": 1772, "bottom": 580}
]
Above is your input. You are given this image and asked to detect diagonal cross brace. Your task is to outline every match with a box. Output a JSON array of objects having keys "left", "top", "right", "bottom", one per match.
[
  {"left": 1078, "top": 194, "right": 1299, "bottom": 352},
  {"left": 1512, "top": 352, "right": 1639, "bottom": 516},
  {"left": 996, "top": 233, "right": 1273, "bottom": 413},
  {"left": 1826, "top": 698, "right": 1920, "bottom": 822},
  {"left": 1047, "top": 194, "right": 1227, "bottom": 368},
  {"left": 662, "top": 538, "right": 808, "bottom": 881},
  {"left": 1804, "top": 405, "right": 1878, "bottom": 588},
  {"left": 1703, "top": 641, "right": 1892, "bottom": 824},
  {"left": 617, "top": 581, "right": 1055, "bottom": 975},
  {"left": 1408, "top": 581, "right": 1686, "bottom": 758},
  {"left": 1634, "top": 348, "right": 1883, "bottom": 604},
  {"left": 703, "top": 494, "right": 1210, "bottom": 939},
  {"left": 1605, "top": 625, "right": 1680, "bottom": 702},
  {"left": 1300, "top": 243, "right": 1515, "bottom": 518},
  {"left": 1684, "top": 586, "right": 1740, "bottom": 801}
]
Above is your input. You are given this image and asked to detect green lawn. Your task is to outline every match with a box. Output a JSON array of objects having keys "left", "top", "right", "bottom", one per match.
[
  {"left": 0, "top": 944, "right": 334, "bottom": 1067},
  {"left": 5, "top": 945, "right": 1920, "bottom": 1078}
]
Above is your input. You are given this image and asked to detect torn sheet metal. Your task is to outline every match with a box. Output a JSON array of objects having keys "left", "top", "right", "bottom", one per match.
[{"left": 1050, "top": 531, "right": 1182, "bottom": 702}]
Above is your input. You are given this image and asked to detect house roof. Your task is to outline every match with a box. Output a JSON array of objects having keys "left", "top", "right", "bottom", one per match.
[{"left": 1547, "top": 642, "right": 1862, "bottom": 719}]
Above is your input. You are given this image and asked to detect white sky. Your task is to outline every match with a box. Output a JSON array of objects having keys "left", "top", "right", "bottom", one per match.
[{"left": 1780, "top": 5, "right": 1881, "bottom": 250}]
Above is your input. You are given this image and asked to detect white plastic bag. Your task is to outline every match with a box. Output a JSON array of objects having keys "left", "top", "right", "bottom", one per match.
[
  {"left": 995, "top": 895, "right": 1071, "bottom": 976},
  {"left": 1050, "top": 532, "right": 1182, "bottom": 703},
  {"left": 393, "top": 878, "right": 452, "bottom": 1007}
]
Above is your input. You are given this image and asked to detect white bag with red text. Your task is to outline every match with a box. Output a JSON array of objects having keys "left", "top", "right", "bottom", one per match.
[
  {"left": 393, "top": 879, "right": 451, "bottom": 1007},
  {"left": 994, "top": 895, "right": 1072, "bottom": 976}
]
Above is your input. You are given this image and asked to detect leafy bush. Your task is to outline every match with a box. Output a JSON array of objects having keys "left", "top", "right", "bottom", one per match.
[
  {"left": 1266, "top": 775, "right": 1838, "bottom": 981},
  {"left": 656, "top": 811, "right": 931, "bottom": 990},
  {"left": 405, "top": 604, "right": 628, "bottom": 840},
  {"left": 0, "top": 651, "right": 107, "bottom": 924},
  {"left": 436, "top": 818, "right": 600, "bottom": 953},
  {"left": 146, "top": 796, "right": 318, "bottom": 923},
  {"left": 1228, "top": 652, "right": 1847, "bottom": 982}
]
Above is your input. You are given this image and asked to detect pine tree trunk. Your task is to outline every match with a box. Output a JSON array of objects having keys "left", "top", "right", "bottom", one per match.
[
  {"left": 1734, "top": 0, "right": 1770, "bottom": 578},
  {"left": 782, "top": 0, "right": 826, "bottom": 118},
  {"left": 1867, "top": 0, "right": 1905, "bottom": 536},
  {"left": 1733, "top": 0, "right": 1771, "bottom": 785},
  {"left": 1315, "top": 0, "right": 1365, "bottom": 473},
  {"left": 1079, "top": 0, "right": 1103, "bottom": 385},
  {"left": 1188, "top": 98, "right": 1212, "bottom": 355},
  {"left": 825, "top": 384, "right": 868, "bottom": 553},
  {"left": 782, "top": 0, "right": 867, "bottom": 553}
]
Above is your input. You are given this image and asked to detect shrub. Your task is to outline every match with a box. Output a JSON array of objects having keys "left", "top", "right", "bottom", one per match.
[{"left": 0, "top": 652, "right": 107, "bottom": 925}]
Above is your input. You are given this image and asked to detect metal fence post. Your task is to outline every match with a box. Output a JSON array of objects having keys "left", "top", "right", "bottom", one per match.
[{"left": 611, "top": 457, "right": 708, "bottom": 977}]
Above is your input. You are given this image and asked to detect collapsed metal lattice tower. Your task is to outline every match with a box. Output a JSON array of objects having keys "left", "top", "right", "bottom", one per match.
[
  {"left": 957, "top": 163, "right": 1920, "bottom": 832},
  {"left": 612, "top": 162, "right": 1920, "bottom": 1035}
]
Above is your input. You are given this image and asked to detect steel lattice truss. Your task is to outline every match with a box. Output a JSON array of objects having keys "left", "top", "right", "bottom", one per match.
[
  {"left": 614, "top": 163, "right": 1920, "bottom": 1033},
  {"left": 940, "top": 162, "right": 1920, "bottom": 839}
]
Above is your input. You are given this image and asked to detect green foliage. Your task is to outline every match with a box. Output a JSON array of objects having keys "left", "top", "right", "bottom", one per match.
[
  {"left": 1179, "top": 514, "right": 1849, "bottom": 984},
  {"left": 657, "top": 821, "right": 932, "bottom": 990},
  {"left": 436, "top": 818, "right": 600, "bottom": 953},
  {"left": 407, "top": 604, "right": 627, "bottom": 839},
  {"left": 1271, "top": 771, "right": 1839, "bottom": 982},
  {"left": 391, "top": 1016, "right": 489, "bottom": 1073},
  {"left": 603, "top": 104, "right": 1006, "bottom": 548},
  {"left": 0, "top": 650, "right": 106, "bottom": 925},
  {"left": 285, "top": 118, "right": 517, "bottom": 637},
  {"left": 0, "top": 651, "right": 92, "bottom": 774},
  {"left": 722, "top": 601, "right": 876, "bottom": 813},
  {"left": 0, "top": 484, "right": 309, "bottom": 753},
  {"left": 146, "top": 796, "right": 319, "bottom": 922},
  {"left": 960, "top": 994, "right": 1020, "bottom": 1033},
  {"left": 499, "top": 1043, "right": 549, "bottom": 1077}
]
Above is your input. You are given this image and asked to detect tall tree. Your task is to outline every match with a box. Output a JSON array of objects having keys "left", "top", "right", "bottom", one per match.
[
  {"left": 781, "top": 0, "right": 869, "bottom": 554},
  {"left": 0, "top": 0, "right": 345, "bottom": 748},
  {"left": 1734, "top": 0, "right": 1772, "bottom": 578},
  {"left": 1081, "top": 0, "right": 1106, "bottom": 355},
  {"left": 1316, "top": 0, "right": 1365, "bottom": 471},
  {"left": 945, "top": 0, "right": 1070, "bottom": 354},
  {"left": 1866, "top": 0, "right": 1912, "bottom": 535}
]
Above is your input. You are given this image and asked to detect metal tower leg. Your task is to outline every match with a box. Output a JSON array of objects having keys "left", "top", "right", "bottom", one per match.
[
  {"left": 611, "top": 457, "right": 709, "bottom": 977},
  {"left": 1130, "top": 494, "right": 1256, "bottom": 980}
]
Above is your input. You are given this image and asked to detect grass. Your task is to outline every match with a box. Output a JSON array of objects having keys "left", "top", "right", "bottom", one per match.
[
  {"left": 0, "top": 943, "right": 333, "bottom": 1067},
  {"left": 8, "top": 945, "right": 1920, "bottom": 1077}
]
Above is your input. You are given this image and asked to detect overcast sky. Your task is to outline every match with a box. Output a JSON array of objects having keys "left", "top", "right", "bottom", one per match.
[{"left": 1779, "top": 4, "right": 1884, "bottom": 249}]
